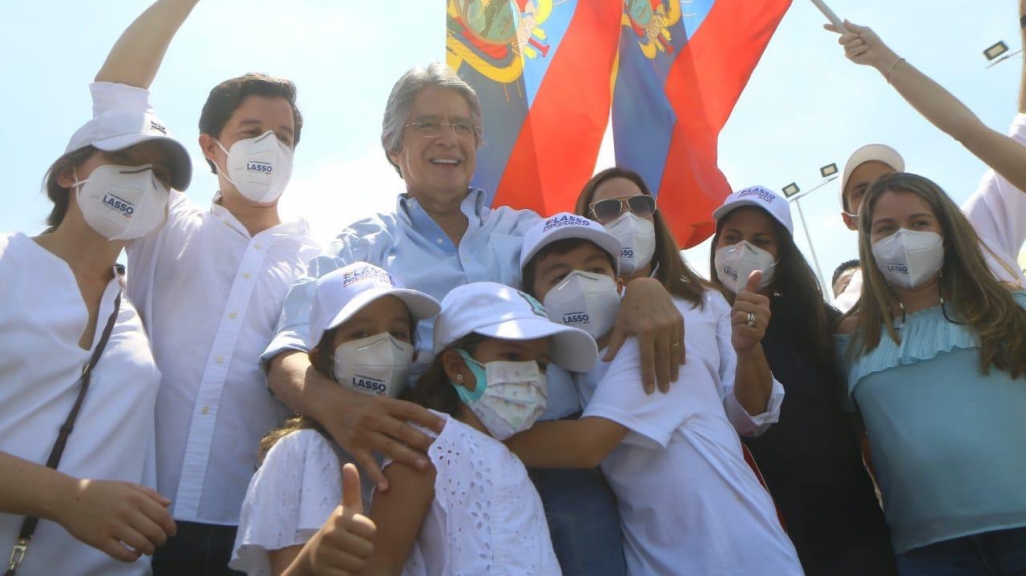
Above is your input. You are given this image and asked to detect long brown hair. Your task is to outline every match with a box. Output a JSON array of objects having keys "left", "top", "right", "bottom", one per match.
[
  {"left": 852, "top": 172, "right": 1026, "bottom": 378},
  {"left": 709, "top": 207, "right": 841, "bottom": 376},
  {"left": 575, "top": 167, "right": 711, "bottom": 307}
]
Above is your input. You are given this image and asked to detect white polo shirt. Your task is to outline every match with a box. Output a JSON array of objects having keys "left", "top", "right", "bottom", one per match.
[
  {"left": 126, "top": 190, "right": 319, "bottom": 525},
  {"left": 0, "top": 233, "right": 160, "bottom": 576},
  {"left": 579, "top": 291, "right": 801, "bottom": 576}
]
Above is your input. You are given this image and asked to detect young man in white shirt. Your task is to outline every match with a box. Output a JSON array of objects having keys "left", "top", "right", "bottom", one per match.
[{"left": 93, "top": 2, "right": 319, "bottom": 574}]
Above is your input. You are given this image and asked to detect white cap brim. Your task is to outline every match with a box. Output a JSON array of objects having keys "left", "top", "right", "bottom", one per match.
[
  {"left": 472, "top": 316, "right": 599, "bottom": 373},
  {"left": 712, "top": 198, "right": 793, "bottom": 236},
  {"left": 316, "top": 288, "right": 440, "bottom": 346},
  {"left": 840, "top": 144, "right": 905, "bottom": 209},
  {"left": 520, "top": 222, "right": 622, "bottom": 275},
  {"left": 91, "top": 133, "right": 193, "bottom": 192}
]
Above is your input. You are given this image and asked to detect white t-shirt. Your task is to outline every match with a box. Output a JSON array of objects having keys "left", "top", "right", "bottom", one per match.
[
  {"left": 835, "top": 114, "right": 1026, "bottom": 312},
  {"left": 579, "top": 291, "right": 803, "bottom": 576},
  {"left": 0, "top": 233, "right": 160, "bottom": 576}
]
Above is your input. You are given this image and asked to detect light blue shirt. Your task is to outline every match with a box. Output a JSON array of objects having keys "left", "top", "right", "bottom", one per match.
[
  {"left": 265, "top": 189, "right": 581, "bottom": 419},
  {"left": 836, "top": 292, "right": 1026, "bottom": 553}
]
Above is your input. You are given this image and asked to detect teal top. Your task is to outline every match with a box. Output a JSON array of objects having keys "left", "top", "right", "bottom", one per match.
[{"left": 836, "top": 291, "right": 1026, "bottom": 553}]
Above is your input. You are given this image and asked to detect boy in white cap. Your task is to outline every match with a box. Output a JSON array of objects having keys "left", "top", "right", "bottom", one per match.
[
  {"left": 508, "top": 213, "right": 801, "bottom": 576},
  {"left": 361, "top": 280, "right": 597, "bottom": 575},
  {"left": 231, "top": 262, "right": 439, "bottom": 576},
  {"left": 89, "top": 3, "right": 321, "bottom": 572}
]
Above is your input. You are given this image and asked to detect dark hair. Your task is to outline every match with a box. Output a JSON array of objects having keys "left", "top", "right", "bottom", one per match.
[
  {"left": 852, "top": 173, "right": 1026, "bottom": 378},
  {"left": 40, "top": 146, "right": 100, "bottom": 233},
  {"left": 402, "top": 333, "right": 486, "bottom": 417},
  {"left": 199, "top": 73, "right": 303, "bottom": 174},
  {"left": 521, "top": 237, "right": 617, "bottom": 298},
  {"left": 710, "top": 208, "right": 841, "bottom": 377},
  {"left": 575, "top": 167, "right": 711, "bottom": 307},
  {"left": 832, "top": 259, "right": 860, "bottom": 287}
]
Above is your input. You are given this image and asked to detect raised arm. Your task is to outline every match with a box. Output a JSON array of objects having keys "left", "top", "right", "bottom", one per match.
[
  {"left": 830, "top": 20, "right": 1026, "bottom": 192},
  {"left": 95, "top": 0, "right": 201, "bottom": 88}
]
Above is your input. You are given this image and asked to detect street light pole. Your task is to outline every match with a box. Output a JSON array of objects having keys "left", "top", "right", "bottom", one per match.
[{"left": 784, "top": 175, "right": 837, "bottom": 297}]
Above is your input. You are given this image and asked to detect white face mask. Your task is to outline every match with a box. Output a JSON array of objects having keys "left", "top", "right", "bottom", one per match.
[
  {"left": 74, "top": 164, "right": 169, "bottom": 241},
  {"left": 216, "top": 131, "right": 294, "bottom": 203},
  {"left": 604, "top": 212, "right": 656, "bottom": 275},
  {"left": 453, "top": 351, "right": 547, "bottom": 441},
  {"left": 871, "top": 229, "right": 944, "bottom": 290},
  {"left": 542, "top": 271, "right": 620, "bottom": 339},
  {"left": 332, "top": 333, "right": 415, "bottom": 399},
  {"left": 714, "top": 240, "right": 777, "bottom": 294}
]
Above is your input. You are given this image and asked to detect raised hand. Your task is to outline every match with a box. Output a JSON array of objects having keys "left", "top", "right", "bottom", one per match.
[
  {"left": 731, "top": 270, "right": 771, "bottom": 352},
  {"left": 825, "top": 20, "right": 901, "bottom": 71},
  {"left": 52, "top": 479, "right": 176, "bottom": 562},
  {"left": 304, "top": 463, "right": 377, "bottom": 576}
]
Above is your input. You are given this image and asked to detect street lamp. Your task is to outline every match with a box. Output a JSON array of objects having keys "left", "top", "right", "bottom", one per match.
[
  {"left": 984, "top": 40, "right": 1022, "bottom": 69},
  {"left": 782, "top": 164, "right": 838, "bottom": 297}
]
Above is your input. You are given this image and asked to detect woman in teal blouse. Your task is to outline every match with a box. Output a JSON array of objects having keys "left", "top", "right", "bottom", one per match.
[{"left": 837, "top": 172, "right": 1026, "bottom": 576}]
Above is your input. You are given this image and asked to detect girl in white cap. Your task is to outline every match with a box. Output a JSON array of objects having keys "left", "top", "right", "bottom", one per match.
[
  {"left": 231, "top": 262, "right": 439, "bottom": 576},
  {"left": 0, "top": 34, "right": 192, "bottom": 574},
  {"left": 360, "top": 281, "right": 597, "bottom": 575}
]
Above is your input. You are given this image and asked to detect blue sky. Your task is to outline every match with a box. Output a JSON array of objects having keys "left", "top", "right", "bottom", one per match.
[{"left": 2, "top": 1, "right": 1022, "bottom": 292}]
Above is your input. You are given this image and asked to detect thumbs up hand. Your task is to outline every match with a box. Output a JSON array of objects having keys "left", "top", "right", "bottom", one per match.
[
  {"left": 305, "top": 463, "right": 377, "bottom": 576},
  {"left": 730, "top": 270, "right": 771, "bottom": 352}
]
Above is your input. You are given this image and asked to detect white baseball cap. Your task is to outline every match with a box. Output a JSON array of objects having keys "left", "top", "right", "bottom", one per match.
[
  {"left": 840, "top": 144, "right": 905, "bottom": 210},
  {"left": 308, "top": 263, "right": 440, "bottom": 349},
  {"left": 712, "top": 185, "right": 794, "bottom": 236},
  {"left": 65, "top": 110, "right": 193, "bottom": 191},
  {"left": 520, "top": 212, "right": 622, "bottom": 275},
  {"left": 432, "top": 282, "right": 599, "bottom": 373}
]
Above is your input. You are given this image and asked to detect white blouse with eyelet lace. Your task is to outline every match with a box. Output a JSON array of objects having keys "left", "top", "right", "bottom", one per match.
[{"left": 389, "top": 411, "right": 561, "bottom": 576}]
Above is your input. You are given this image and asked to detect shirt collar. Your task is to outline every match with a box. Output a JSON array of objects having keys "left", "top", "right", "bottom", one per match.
[
  {"left": 208, "top": 191, "right": 311, "bottom": 238},
  {"left": 397, "top": 188, "right": 488, "bottom": 231}
]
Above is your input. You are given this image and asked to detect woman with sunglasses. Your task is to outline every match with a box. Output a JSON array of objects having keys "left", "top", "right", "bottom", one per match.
[
  {"left": 0, "top": 39, "right": 193, "bottom": 575},
  {"left": 574, "top": 168, "right": 783, "bottom": 439},
  {"left": 707, "top": 186, "right": 897, "bottom": 576}
]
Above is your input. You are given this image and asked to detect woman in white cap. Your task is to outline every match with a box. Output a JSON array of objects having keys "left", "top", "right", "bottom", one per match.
[
  {"left": 708, "top": 186, "right": 897, "bottom": 575},
  {"left": 231, "top": 262, "right": 439, "bottom": 576},
  {"left": 363, "top": 281, "right": 597, "bottom": 575},
  {"left": 0, "top": 71, "right": 192, "bottom": 575},
  {"left": 837, "top": 173, "right": 1026, "bottom": 575}
]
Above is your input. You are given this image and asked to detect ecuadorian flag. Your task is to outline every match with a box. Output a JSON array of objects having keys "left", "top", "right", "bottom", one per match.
[
  {"left": 447, "top": 0, "right": 622, "bottom": 215},
  {"left": 613, "top": 0, "right": 791, "bottom": 247}
]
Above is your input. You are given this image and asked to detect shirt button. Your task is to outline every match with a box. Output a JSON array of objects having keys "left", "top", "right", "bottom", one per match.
[
  {"left": 436, "top": 238, "right": 444, "bottom": 244},
  {"left": 216, "top": 356, "right": 224, "bottom": 364},
  {"left": 254, "top": 243, "right": 262, "bottom": 250},
  {"left": 243, "top": 272, "right": 251, "bottom": 279},
  {"left": 201, "top": 405, "right": 210, "bottom": 415},
  {"left": 229, "top": 312, "right": 238, "bottom": 320}
]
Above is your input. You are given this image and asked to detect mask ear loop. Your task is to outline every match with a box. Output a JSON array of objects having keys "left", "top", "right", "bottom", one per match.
[{"left": 213, "top": 140, "right": 242, "bottom": 191}]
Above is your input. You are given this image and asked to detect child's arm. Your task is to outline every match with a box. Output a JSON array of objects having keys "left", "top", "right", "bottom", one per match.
[
  {"left": 95, "top": 0, "right": 200, "bottom": 88},
  {"left": 506, "top": 417, "right": 628, "bottom": 469},
  {"left": 269, "top": 464, "right": 376, "bottom": 576},
  {"left": 359, "top": 461, "right": 437, "bottom": 576}
]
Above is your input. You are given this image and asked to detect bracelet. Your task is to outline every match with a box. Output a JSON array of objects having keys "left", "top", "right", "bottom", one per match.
[{"left": 885, "top": 56, "right": 906, "bottom": 83}]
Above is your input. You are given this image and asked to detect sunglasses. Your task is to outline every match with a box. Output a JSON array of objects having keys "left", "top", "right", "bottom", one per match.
[{"left": 588, "top": 195, "right": 657, "bottom": 224}]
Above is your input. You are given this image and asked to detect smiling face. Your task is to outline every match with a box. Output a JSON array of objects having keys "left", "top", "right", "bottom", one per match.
[{"left": 388, "top": 86, "right": 478, "bottom": 210}]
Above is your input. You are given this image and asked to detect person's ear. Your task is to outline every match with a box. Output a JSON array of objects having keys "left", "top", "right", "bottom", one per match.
[
  {"left": 842, "top": 211, "right": 859, "bottom": 231},
  {"left": 442, "top": 349, "right": 476, "bottom": 393},
  {"left": 199, "top": 133, "right": 221, "bottom": 166}
]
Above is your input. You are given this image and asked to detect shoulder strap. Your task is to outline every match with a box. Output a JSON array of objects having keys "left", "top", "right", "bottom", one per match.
[{"left": 5, "top": 292, "right": 122, "bottom": 576}]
